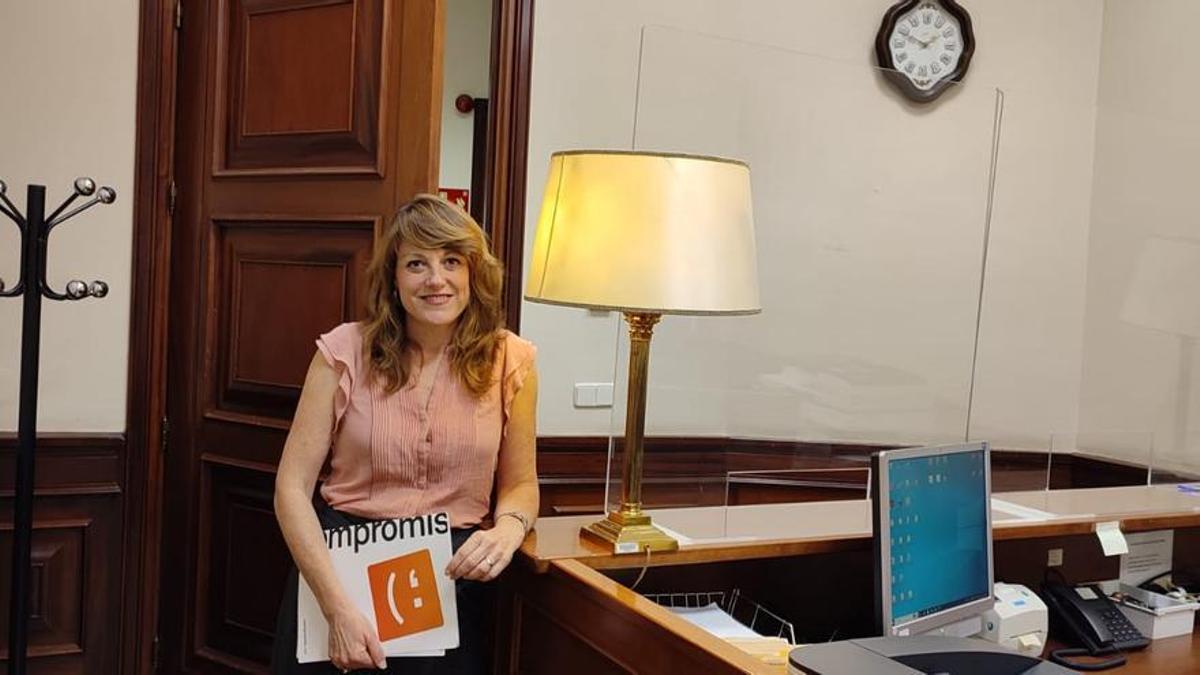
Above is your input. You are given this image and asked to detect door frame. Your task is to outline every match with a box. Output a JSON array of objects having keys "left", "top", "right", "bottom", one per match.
[{"left": 123, "top": 0, "right": 536, "bottom": 671}]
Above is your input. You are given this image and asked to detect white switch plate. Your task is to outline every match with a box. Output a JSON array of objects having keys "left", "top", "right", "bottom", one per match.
[
  {"left": 573, "top": 382, "right": 614, "bottom": 408},
  {"left": 1047, "top": 548, "right": 1063, "bottom": 567}
]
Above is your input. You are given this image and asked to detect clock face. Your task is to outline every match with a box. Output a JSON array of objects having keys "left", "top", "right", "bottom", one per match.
[{"left": 887, "top": 2, "right": 963, "bottom": 91}]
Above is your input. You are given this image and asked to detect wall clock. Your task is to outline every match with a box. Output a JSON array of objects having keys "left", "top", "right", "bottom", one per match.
[{"left": 875, "top": 0, "right": 976, "bottom": 103}]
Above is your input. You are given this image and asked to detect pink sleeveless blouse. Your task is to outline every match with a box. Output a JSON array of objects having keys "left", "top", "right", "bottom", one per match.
[{"left": 315, "top": 322, "right": 536, "bottom": 527}]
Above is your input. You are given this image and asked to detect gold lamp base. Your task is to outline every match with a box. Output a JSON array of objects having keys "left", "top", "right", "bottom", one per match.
[
  {"left": 581, "top": 510, "right": 679, "bottom": 553},
  {"left": 579, "top": 312, "right": 679, "bottom": 554}
]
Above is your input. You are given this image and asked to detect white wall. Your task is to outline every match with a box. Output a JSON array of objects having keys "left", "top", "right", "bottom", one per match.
[
  {"left": 1078, "top": 0, "right": 1200, "bottom": 471},
  {"left": 0, "top": 1, "right": 138, "bottom": 432},
  {"left": 439, "top": 0, "right": 492, "bottom": 196},
  {"left": 523, "top": 0, "right": 1105, "bottom": 448},
  {"left": 966, "top": 2, "right": 1103, "bottom": 450},
  {"left": 12, "top": 0, "right": 1194, "bottom": 470}
]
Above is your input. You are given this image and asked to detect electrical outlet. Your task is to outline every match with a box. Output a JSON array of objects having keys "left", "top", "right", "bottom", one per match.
[{"left": 1047, "top": 548, "right": 1063, "bottom": 567}]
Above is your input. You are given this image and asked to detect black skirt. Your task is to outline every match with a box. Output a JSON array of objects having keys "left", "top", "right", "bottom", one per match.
[{"left": 271, "top": 500, "right": 495, "bottom": 674}]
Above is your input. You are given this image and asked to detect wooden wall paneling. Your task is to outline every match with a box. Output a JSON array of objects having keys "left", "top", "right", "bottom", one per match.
[
  {"left": 0, "top": 435, "right": 123, "bottom": 495},
  {"left": 993, "top": 533, "right": 1121, "bottom": 589},
  {"left": 1066, "top": 454, "right": 1191, "bottom": 489},
  {"left": 532, "top": 438, "right": 1200, "bottom": 516},
  {"left": 1173, "top": 527, "right": 1200, "bottom": 582},
  {"left": 534, "top": 438, "right": 881, "bottom": 515},
  {"left": 0, "top": 490, "right": 123, "bottom": 673},
  {"left": 726, "top": 468, "right": 870, "bottom": 506},
  {"left": 2, "top": 521, "right": 86, "bottom": 657}
]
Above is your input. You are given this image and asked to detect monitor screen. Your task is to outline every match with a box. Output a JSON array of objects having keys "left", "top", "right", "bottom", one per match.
[{"left": 872, "top": 442, "right": 993, "bottom": 637}]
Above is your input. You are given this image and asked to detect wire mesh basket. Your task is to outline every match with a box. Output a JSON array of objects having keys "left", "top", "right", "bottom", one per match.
[{"left": 643, "top": 589, "right": 796, "bottom": 644}]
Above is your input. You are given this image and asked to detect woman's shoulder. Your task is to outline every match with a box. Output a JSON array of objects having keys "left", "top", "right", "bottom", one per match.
[
  {"left": 316, "top": 321, "right": 366, "bottom": 366},
  {"left": 322, "top": 321, "right": 364, "bottom": 342},
  {"left": 495, "top": 328, "right": 536, "bottom": 361},
  {"left": 495, "top": 329, "right": 536, "bottom": 410}
]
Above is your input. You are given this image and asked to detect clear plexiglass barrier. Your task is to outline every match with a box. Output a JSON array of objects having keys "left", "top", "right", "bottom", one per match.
[
  {"left": 583, "top": 25, "right": 1200, "bottom": 541},
  {"left": 598, "top": 25, "right": 1003, "bottom": 536}
]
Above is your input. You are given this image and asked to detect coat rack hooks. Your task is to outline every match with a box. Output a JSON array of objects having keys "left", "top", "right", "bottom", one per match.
[{"left": 1, "top": 178, "right": 116, "bottom": 675}]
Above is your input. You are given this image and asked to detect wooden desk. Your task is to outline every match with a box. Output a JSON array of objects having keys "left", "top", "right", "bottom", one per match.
[
  {"left": 500, "top": 485, "right": 1200, "bottom": 674},
  {"left": 1045, "top": 633, "right": 1200, "bottom": 673},
  {"left": 523, "top": 485, "right": 1200, "bottom": 570}
]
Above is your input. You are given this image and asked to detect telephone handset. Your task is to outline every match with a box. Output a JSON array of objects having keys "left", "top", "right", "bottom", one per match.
[{"left": 1041, "top": 582, "right": 1148, "bottom": 671}]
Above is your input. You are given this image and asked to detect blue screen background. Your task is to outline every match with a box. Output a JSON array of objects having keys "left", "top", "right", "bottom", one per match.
[{"left": 887, "top": 450, "right": 989, "bottom": 626}]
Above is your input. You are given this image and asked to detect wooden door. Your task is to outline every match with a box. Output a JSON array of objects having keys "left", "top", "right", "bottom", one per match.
[{"left": 161, "top": 0, "right": 442, "bottom": 670}]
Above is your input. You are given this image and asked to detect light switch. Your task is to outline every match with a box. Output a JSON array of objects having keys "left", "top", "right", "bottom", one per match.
[
  {"left": 573, "top": 383, "right": 614, "bottom": 408},
  {"left": 573, "top": 384, "right": 595, "bottom": 407}
]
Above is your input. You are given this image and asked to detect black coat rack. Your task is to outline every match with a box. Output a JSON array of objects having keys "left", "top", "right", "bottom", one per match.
[{"left": 1, "top": 178, "right": 115, "bottom": 675}]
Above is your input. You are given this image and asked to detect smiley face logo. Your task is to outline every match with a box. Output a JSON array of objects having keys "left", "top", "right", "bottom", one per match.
[{"left": 366, "top": 549, "right": 444, "bottom": 641}]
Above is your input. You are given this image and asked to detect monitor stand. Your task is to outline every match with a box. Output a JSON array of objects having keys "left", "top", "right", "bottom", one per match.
[{"left": 789, "top": 636, "right": 1075, "bottom": 674}]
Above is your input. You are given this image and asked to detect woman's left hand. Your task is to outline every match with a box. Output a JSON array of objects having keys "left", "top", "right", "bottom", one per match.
[{"left": 445, "top": 518, "right": 526, "bottom": 581}]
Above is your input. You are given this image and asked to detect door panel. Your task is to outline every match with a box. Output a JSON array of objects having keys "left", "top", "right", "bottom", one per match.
[
  {"left": 198, "top": 463, "right": 290, "bottom": 666},
  {"left": 217, "top": 0, "right": 389, "bottom": 174},
  {"left": 211, "top": 217, "right": 377, "bottom": 421},
  {"left": 163, "top": 0, "right": 442, "bottom": 670}
]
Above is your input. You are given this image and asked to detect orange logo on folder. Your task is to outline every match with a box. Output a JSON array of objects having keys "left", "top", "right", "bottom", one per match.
[{"left": 367, "top": 549, "right": 444, "bottom": 641}]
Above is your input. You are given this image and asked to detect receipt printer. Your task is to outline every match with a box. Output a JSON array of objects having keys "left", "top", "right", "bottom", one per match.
[{"left": 980, "top": 582, "right": 1048, "bottom": 656}]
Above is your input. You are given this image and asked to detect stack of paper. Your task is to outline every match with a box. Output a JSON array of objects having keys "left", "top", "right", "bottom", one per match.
[
  {"left": 667, "top": 603, "right": 792, "bottom": 669},
  {"left": 669, "top": 603, "right": 759, "bottom": 638}
]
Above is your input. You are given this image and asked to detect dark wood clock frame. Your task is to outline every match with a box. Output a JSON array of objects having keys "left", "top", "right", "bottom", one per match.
[{"left": 874, "top": 0, "right": 976, "bottom": 103}]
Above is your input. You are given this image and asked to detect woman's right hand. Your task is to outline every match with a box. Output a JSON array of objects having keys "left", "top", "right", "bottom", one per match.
[{"left": 327, "top": 604, "right": 387, "bottom": 672}]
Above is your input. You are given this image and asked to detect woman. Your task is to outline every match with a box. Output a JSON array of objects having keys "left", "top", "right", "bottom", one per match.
[{"left": 272, "top": 195, "right": 538, "bottom": 673}]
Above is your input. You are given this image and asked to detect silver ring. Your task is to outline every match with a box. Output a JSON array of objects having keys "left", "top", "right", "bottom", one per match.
[{"left": 486, "top": 557, "right": 496, "bottom": 566}]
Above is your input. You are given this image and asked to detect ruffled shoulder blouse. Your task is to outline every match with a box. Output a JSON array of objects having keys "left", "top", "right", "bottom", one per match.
[{"left": 314, "top": 322, "right": 536, "bottom": 527}]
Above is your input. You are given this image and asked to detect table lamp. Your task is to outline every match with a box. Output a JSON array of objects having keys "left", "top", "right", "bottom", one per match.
[
  {"left": 525, "top": 150, "right": 760, "bottom": 552},
  {"left": 1121, "top": 236, "right": 1200, "bottom": 458}
]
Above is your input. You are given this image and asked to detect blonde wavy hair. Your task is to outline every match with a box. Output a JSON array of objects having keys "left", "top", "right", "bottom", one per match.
[{"left": 362, "top": 194, "right": 504, "bottom": 397}]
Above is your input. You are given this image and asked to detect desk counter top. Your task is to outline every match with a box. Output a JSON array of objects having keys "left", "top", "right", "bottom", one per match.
[
  {"left": 1046, "top": 633, "right": 1200, "bottom": 674},
  {"left": 521, "top": 484, "right": 1200, "bottom": 572}
]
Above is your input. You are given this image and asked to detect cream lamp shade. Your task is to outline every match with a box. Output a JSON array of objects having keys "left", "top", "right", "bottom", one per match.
[
  {"left": 525, "top": 150, "right": 761, "bottom": 315},
  {"left": 1121, "top": 236, "right": 1200, "bottom": 338}
]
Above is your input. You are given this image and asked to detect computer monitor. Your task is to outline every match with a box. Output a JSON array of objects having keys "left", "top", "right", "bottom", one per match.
[{"left": 872, "top": 441, "right": 994, "bottom": 637}]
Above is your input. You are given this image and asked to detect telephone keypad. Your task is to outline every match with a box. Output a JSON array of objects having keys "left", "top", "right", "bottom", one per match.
[{"left": 1100, "top": 608, "right": 1147, "bottom": 648}]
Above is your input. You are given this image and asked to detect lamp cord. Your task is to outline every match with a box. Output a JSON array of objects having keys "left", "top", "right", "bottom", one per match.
[{"left": 630, "top": 548, "right": 652, "bottom": 591}]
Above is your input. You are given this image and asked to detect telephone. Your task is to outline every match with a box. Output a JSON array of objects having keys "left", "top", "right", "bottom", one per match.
[{"left": 1040, "top": 582, "right": 1148, "bottom": 671}]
